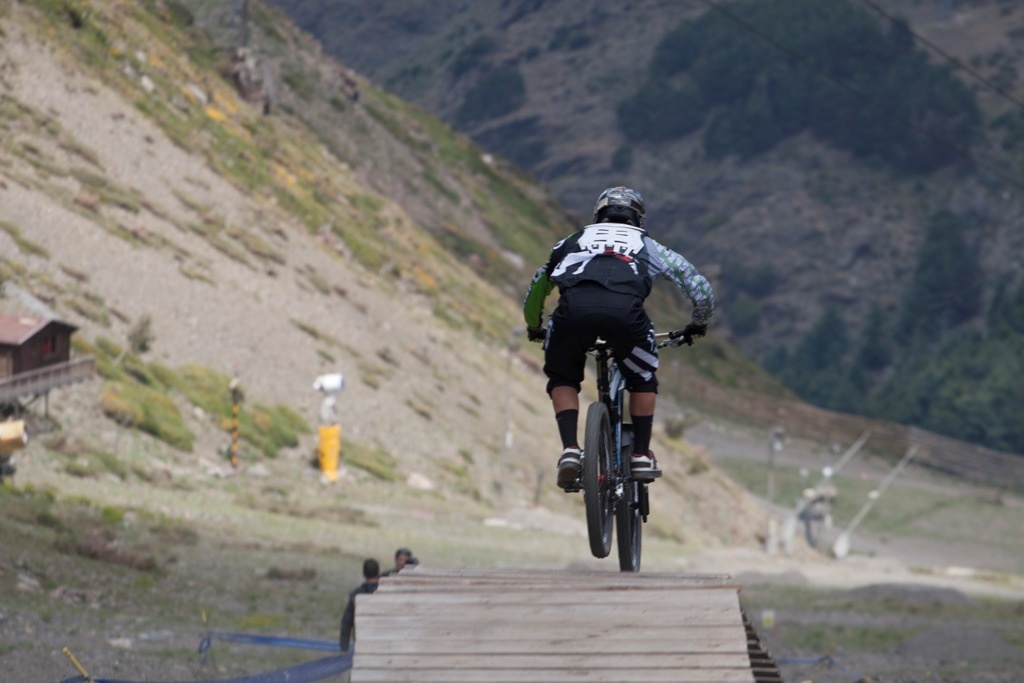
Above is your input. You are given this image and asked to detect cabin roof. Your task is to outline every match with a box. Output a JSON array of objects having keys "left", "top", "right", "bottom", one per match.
[{"left": 0, "top": 314, "right": 77, "bottom": 346}]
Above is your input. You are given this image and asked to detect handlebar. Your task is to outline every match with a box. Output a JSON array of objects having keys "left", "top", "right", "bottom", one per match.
[
  {"left": 655, "top": 329, "right": 695, "bottom": 348},
  {"left": 584, "top": 329, "right": 695, "bottom": 353}
]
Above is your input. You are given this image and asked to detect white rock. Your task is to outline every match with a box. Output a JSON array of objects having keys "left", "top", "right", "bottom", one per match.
[{"left": 406, "top": 472, "right": 435, "bottom": 490}]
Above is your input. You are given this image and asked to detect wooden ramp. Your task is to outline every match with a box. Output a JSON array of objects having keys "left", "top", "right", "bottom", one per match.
[{"left": 351, "top": 567, "right": 782, "bottom": 683}]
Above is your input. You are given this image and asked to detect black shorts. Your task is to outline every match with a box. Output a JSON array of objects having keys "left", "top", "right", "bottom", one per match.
[{"left": 543, "top": 284, "right": 658, "bottom": 395}]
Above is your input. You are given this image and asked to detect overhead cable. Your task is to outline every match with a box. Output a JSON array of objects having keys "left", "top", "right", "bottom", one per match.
[{"left": 853, "top": 0, "right": 1024, "bottom": 113}]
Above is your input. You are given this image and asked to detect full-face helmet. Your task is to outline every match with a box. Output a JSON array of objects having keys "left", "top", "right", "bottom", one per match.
[{"left": 593, "top": 186, "right": 645, "bottom": 229}]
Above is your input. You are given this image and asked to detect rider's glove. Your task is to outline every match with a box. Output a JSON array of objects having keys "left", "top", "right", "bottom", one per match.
[
  {"left": 683, "top": 322, "right": 708, "bottom": 339},
  {"left": 670, "top": 323, "right": 707, "bottom": 346},
  {"left": 527, "top": 326, "right": 546, "bottom": 343}
]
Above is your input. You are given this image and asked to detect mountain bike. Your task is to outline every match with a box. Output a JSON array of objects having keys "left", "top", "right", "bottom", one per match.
[{"left": 580, "top": 328, "right": 695, "bottom": 572}]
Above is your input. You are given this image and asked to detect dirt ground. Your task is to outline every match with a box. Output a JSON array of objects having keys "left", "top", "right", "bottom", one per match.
[
  {"left": 2, "top": 416, "right": 1022, "bottom": 683},
  {"left": 684, "top": 421, "right": 1024, "bottom": 683}
]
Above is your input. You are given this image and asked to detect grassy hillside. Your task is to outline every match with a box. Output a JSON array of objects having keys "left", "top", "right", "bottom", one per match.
[
  {"left": 0, "top": 8, "right": 780, "bottom": 681},
  {"left": 0, "top": 0, "right": 777, "bottom": 573}
]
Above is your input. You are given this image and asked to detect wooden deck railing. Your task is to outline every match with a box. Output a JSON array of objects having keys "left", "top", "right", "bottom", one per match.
[{"left": 0, "top": 356, "right": 96, "bottom": 403}]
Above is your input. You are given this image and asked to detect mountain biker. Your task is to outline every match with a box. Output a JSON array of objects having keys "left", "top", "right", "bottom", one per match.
[{"left": 523, "top": 186, "right": 714, "bottom": 491}]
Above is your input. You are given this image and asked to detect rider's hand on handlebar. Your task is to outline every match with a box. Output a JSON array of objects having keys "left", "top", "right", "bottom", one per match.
[
  {"left": 683, "top": 322, "right": 707, "bottom": 340},
  {"left": 527, "top": 326, "right": 546, "bottom": 343},
  {"left": 668, "top": 323, "right": 707, "bottom": 347}
]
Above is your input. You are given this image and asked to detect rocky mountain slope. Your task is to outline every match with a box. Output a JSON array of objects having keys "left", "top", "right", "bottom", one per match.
[
  {"left": 269, "top": 0, "right": 1024, "bottom": 452},
  {"left": 271, "top": 0, "right": 1024, "bottom": 338}
]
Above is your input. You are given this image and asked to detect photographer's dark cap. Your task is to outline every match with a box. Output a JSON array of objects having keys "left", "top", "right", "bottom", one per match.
[{"left": 396, "top": 547, "right": 412, "bottom": 557}]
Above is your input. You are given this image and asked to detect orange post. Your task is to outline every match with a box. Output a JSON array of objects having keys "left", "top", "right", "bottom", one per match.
[{"left": 318, "top": 424, "right": 341, "bottom": 482}]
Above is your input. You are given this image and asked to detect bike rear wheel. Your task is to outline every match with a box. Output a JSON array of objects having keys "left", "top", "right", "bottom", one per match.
[
  {"left": 583, "top": 401, "right": 613, "bottom": 559},
  {"left": 616, "top": 424, "right": 642, "bottom": 572},
  {"left": 616, "top": 480, "right": 642, "bottom": 572}
]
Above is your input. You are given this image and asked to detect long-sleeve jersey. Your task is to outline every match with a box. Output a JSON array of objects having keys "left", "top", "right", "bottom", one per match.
[
  {"left": 339, "top": 581, "right": 378, "bottom": 650},
  {"left": 523, "top": 222, "right": 714, "bottom": 329}
]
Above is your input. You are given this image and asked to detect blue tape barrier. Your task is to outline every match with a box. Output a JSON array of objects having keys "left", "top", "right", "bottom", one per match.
[
  {"left": 198, "top": 631, "right": 341, "bottom": 654},
  {"left": 777, "top": 655, "right": 836, "bottom": 666},
  {"left": 59, "top": 652, "right": 353, "bottom": 683}
]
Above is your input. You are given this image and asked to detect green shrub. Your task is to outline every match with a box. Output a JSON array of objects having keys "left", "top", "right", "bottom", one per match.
[
  {"left": 0, "top": 220, "right": 50, "bottom": 257},
  {"left": 281, "top": 61, "right": 321, "bottom": 101},
  {"left": 98, "top": 382, "right": 143, "bottom": 425},
  {"left": 451, "top": 35, "right": 496, "bottom": 78},
  {"left": 896, "top": 211, "right": 982, "bottom": 341},
  {"left": 729, "top": 293, "right": 761, "bottom": 337},
  {"left": 148, "top": 362, "right": 181, "bottom": 389},
  {"left": 455, "top": 68, "right": 526, "bottom": 127},
  {"left": 176, "top": 364, "right": 234, "bottom": 416},
  {"left": 345, "top": 443, "right": 400, "bottom": 482},
  {"left": 549, "top": 26, "right": 591, "bottom": 51},
  {"left": 774, "top": 305, "right": 856, "bottom": 411},
  {"left": 99, "top": 381, "right": 194, "bottom": 451},
  {"left": 617, "top": 79, "right": 705, "bottom": 143},
  {"left": 242, "top": 404, "right": 310, "bottom": 458},
  {"left": 620, "top": 0, "right": 980, "bottom": 171},
  {"left": 473, "top": 116, "right": 547, "bottom": 169},
  {"left": 101, "top": 505, "right": 125, "bottom": 524}
]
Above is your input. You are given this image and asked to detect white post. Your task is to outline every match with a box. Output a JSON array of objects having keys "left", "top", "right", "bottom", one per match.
[{"left": 832, "top": 446, "right": 918, "bottom": 559}]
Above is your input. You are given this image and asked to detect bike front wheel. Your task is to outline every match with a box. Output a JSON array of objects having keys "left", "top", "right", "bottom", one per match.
[{"left": 583, "top": 401, "right": 613, "bottom": 559}]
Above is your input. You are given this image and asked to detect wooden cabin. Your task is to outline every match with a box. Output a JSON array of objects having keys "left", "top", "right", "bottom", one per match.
[{"left": 0, "top": 314, "right": 78, "bottom": 380}]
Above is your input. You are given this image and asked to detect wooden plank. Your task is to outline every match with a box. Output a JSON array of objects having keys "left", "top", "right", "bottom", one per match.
[
  {"left": 374, "top": 582, "right": 742, "bottom": 595},
  {"left": 354, "top": 635, "right": 750, "bottom": 655},
  {"left": 357, "top": 599, "right": 740, "bottom": 619},
  {"left": 382, "top": 569, "right": 737, "bottom": 589},
  {"left": 369, "top": 589, "right": 741, "bottom": 601},
  {"left": 356, "top": 624, "right": 748, "bottom": 649},
  {"left": 363, "top": 588, "right": 742, "bottom": 607},
  {"left": 352, "top": 668, "right": 755, "bottom": 683},
  {"left": 358, "top": 593, "right": 737, "bottom": 614},
  {"left": 391, "top": 567, "right": 733, "bottom": 577},
  {"left": 356, "top": 651, "right": 749, "bottom": 667},
  {"left": 356, "top": 634, "right": 749, "bottom": 655},
  {"left": 355, "top": 653, "right": 752, "bottom": 669},
  {"left": 356, "top": 613, "right": 743, "bottom": 632},
  {"left": 382, "top": 569, "right": 735, "bottom": 584},
  {"left": 390, "top": 569, "right": 734, "bottom": 581}
]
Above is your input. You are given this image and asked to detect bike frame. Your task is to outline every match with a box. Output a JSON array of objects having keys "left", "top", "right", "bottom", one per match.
[
  {"left": 590, "top": 343, "right": 622, "bottom": 470},
  {"left": 589, "top": 342, "right": 649, "bottom": 520},
  {"left": 580, "top": 329, "right": 692, "bottom": 569}
]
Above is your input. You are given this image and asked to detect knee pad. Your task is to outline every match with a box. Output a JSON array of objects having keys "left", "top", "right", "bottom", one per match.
[{"left": 626, "top": 376, "right": 658, "bottom": 394}]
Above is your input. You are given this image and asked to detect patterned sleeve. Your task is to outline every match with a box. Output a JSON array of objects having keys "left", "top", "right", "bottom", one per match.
[
  {"left": 522, "top": 237, "right": 567, "bottom": 328},
  {"left": 646, "top": 237, "right": 715, "bottom": 325}
]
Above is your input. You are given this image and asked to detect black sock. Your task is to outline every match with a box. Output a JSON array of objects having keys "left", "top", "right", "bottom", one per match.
[
  {"left": 632, "top": 414, "right": 653, "bottom": 455},
  {"left": 555, "top": 409, "right": 579, "bottom": 449}
]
